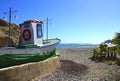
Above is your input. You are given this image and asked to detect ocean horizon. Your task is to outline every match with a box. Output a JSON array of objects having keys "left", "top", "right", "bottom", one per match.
[{"left": 57, "top": 43, "right": 99, "bottom": 48}]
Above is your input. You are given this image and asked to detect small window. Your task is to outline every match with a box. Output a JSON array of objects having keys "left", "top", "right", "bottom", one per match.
[{"left": 37, "top": 24, "right": 42, "bottom": 38}]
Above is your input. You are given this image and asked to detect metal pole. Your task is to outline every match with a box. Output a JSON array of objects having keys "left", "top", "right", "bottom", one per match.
[
  {"left": 8, "top": 7, "right": 11, "bottom": 47},
  {"left": 3, "top": 8, "right": 17, "bottom": 47},
  {"left": 46, "top": 17, "right": 48, "bottom": 41}
]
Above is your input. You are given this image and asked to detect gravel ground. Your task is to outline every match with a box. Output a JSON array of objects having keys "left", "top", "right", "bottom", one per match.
[{"left": 35, "top": 48, "right": 120, "bottom": 81}]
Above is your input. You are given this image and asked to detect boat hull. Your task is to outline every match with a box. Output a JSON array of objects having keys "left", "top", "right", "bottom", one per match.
[{"left": 0, "top": 39, "right": 60, "bottom": 55}]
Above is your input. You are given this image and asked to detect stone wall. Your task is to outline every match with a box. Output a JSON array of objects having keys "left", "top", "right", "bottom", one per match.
[{"left": 0, "top": 56, "right": 60, "bottom": 81}]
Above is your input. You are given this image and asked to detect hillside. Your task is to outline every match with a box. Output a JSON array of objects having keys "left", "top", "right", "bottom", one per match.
[{"left": 0, "top": 19, "right": 21, "bottom": 47}]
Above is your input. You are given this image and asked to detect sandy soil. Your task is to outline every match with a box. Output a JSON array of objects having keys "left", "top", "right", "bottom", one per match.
[{"left": 35, "top": 48, "right": 120, "bottom": 81}]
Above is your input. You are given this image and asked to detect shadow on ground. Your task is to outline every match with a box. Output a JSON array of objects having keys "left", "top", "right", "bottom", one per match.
[
  {"left": 60, "top": 60, "right": 89, "bottom": 76},
  {"left": 35, "top": 60, "right": 89, "bottom": 81}
]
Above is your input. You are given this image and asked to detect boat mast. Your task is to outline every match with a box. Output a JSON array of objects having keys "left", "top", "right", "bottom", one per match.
[
  {"left": 8, "top": 8, "right": 11, "bottom": 47},
  {"left": 46, "top": 17, "right": 48, "bottom": 41},
  {"left": 3, "top": 7, "right": 17, "bottom": 47}
]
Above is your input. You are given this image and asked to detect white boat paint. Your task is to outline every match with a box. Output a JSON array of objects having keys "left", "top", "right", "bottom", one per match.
[{"left": 0, "top": 39, "right": 60, "bottom": 55}]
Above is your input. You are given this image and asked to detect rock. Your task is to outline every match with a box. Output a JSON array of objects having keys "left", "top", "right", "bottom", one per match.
[
  {"left": 0, "top": 19, "right": 21, "bottom": 47},
  {"left": 107, "top": 61, "right": 116, "bottom": 65},
  {"left": 0, "top": 19, "right": 8, "bottom": 27}
]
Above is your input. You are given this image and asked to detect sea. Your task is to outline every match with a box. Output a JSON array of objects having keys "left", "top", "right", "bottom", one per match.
[{"left": 57, "top": 43, "right": 99, "bottom": 49}]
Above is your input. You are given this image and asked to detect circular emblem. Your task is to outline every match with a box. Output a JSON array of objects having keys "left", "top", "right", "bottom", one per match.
[{"left": 22, "top": 29, "right": 31, "bottom": 41}]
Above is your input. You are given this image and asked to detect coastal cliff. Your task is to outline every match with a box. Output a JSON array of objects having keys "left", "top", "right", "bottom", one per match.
[{"left": 0, "top": 19, "right": 20, "bottom": 47}]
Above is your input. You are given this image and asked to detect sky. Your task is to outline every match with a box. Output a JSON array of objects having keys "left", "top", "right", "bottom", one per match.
[{"left": 0, "top": 0, "right": 120, "bottom": 44}]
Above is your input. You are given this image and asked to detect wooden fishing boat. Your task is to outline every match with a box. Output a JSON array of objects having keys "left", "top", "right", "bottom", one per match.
[{"left": 0, "top": 20, "right": 60, "bottom": 55}]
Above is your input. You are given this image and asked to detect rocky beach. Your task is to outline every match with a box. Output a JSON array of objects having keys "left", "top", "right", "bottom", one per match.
[{"left": 35, "top": 48, "right": 120, "bottom": 81}]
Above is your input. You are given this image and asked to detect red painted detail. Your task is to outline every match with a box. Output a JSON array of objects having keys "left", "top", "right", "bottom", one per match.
[
  {"left": 31, "top": 20, "right": 40, "bottom": 23},
  {"left": 22, "top": 29, "right": 31, "bottom": 41},
  {"left": 31, "top": 20, "right": 37, "bottom": 23}
]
